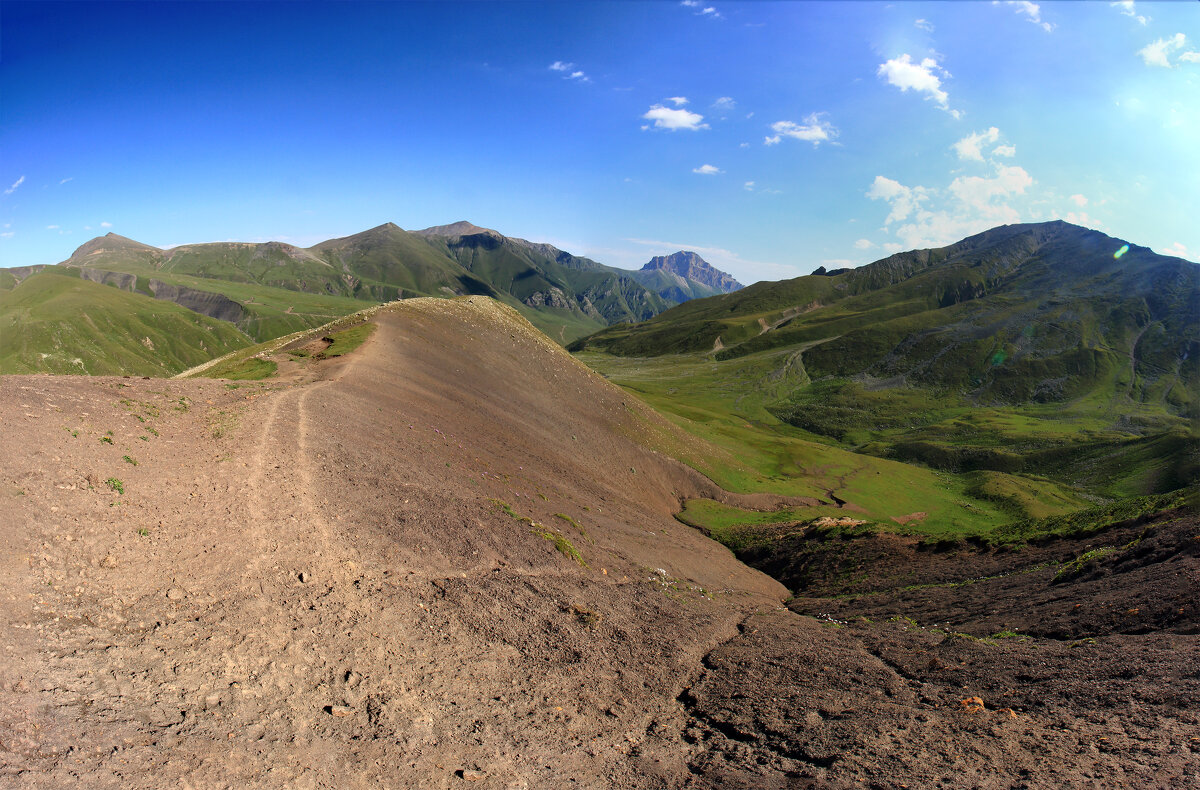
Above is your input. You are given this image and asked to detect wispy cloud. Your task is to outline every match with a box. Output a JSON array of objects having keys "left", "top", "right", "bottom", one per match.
[
  {"left": 0, "top": 232, "right": 14, "bottom": 239},
  {"left": 4, "top": 175, "right": 25, "bottom": 195},
  {"left": 764, "top": 113, "right": 837, "bottom": 147},
  {"left": 642, "top": 103, "right": 708, "bottom": 131},
  {"left": 692, "top": 164, "right": 722, "bottom": 175},
  {"left": 1161, "top": 241, "right": 1188, "bottom": 258},
  {"left": 59, "top": 177, "right": 73, "bottom": 185},
  {"left": 914, "top": 18, "right": 934, "bottom": 33},
  {"left": 1138, "top": 34, "right": 1198, "bottom": 68},
  {"left": 100, "top": 221, "right": 113, "bottom": 228},
  {"left": 867, "top": 163, "right": 1035, "bottom": 249},
  {"left": 681, "top": 0, "right": 721, "bottom": 19},
  {"left": 666, "top": 96, "right": 689, "bottom": 106},
  {"left": 549, "top": 61, "right": 589, "bottom": 81},
  {"left": 712, "top": 96, "right": 736, "bottom": 112},
  {"left": 1111, "top": 1, "right": 1148, "bottom": 26},
  {"left": 877, "top": 54, "right": 960, "bottom": 118},
  {"left": 952, "top": 127, "right": 1004, "bottom": 161},
  {"left": 854, "top": 238, "right": 875, "bottom": 250},
  {"left": 46, "top": 224, "right": 60, "bottom": 230},
  {"left": 743, "top": 181, "right": 755, "bottom": 191},
  {"left": 998, "top": 1, "right": 1054, "bottom": 33},
  {"left": 1069, "top": 194, "right": 1088, "bottom": 207}
]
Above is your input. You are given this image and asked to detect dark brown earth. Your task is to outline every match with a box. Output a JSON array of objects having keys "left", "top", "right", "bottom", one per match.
[{"left": 2, "top": 297, "right": 1197, "bottom": 788}]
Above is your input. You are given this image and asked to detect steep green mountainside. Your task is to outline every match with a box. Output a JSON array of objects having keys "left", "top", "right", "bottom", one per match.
[
  {"left": 0, "top": 270, "right": 249, "bottom": 376},
  {"left": 575, "top": 221, "right": 1198, "bottom": 531},
  {"left": 17, "top": 223, "right": 717, "bottom": 354},
  {"left": 414, "top": 223, "right": 673, "bottom": 338}
]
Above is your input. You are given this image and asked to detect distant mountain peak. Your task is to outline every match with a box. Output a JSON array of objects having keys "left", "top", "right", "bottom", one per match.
[
  {"left": 414, "top": 220, "right": 498, "bottom": 238},
  {"left": 640, "top": 251, "right": 742, "bottom": 292},
  {"left": 68, "top": 232, "right": 162, "bottom": 261}
]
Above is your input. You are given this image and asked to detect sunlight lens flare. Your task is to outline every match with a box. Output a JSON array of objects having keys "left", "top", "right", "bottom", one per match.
[{"left": 1114, "top": 244, "right": 1130, "bottom": 260}]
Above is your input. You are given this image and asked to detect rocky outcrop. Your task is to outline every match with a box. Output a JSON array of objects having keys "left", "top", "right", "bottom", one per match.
[
  {"left": 78, "top": 267, "right": 137, "bottom": 292},
  {"left": 640, "top": 251, "right": 742, "bottom": 293},
  {"left": 149, "top": 280, "right": 246, "bottom": 323}
]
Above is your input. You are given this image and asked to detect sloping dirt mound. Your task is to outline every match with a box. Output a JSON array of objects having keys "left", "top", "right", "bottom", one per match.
[{"left": 3, "top": 296, "right": 1196, "bottom": 788}]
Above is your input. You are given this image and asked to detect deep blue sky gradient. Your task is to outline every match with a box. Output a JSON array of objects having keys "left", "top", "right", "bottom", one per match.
[{"left": 2, "top": 1, "right": 1197, "bottom": 282}]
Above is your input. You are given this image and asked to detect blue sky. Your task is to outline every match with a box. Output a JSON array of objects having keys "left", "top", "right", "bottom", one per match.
[{"left": 2, "top": 0, "right": 1197, "bottom": 284}]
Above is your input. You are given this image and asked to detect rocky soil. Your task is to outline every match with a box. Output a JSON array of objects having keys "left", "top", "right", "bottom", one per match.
[{"left": 2, "top": 297, "right": 1196, "bottom": 788}]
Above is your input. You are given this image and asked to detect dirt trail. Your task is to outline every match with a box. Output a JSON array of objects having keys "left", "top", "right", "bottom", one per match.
[{"left": 3, "top": 296, "right": 1196, "bottom": 788}]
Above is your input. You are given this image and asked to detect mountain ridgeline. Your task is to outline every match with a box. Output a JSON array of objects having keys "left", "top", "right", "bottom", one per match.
[
  {"left": 574, "top": 221, "right": 1199, "bottom": 501},
  {"left": 0, "top": 222, "right": 739, "bottom": 375},
  {"left": 576, "top": 221, "right": 1199, "bottom": 416}
]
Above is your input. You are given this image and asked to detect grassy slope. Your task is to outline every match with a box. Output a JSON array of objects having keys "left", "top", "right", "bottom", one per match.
[
  {"left": 0, "top": 271, "right": 250, "bottom": 376},
  {"left": 573, "top": 223, "right": 1198, "bottom": 540}
]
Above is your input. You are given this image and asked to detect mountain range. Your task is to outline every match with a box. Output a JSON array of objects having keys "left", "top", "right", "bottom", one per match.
[{"left": 0, "top": 223, "right": 740, "bottom": 375}]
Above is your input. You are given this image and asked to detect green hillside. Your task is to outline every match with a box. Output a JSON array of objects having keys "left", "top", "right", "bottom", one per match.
[
  {"left": 574, "top": 221, "right": 1199, "bottom": 536},
  {"left": 0, "top": 270, "right": 250, "bottom": 376}
]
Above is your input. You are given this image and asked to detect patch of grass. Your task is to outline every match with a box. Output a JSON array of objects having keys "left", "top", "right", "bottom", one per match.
[
  {"left": 136, "top": 527, "right": 149, "bottom": 537},
  {"left": 203, "top": 356, "right": 278, "bottom": 380},
  {"left": 105, "top": 477, "right": 124, "bottom": 494},
  {"left": 553, "top": 513, "right": 594, "bottom": 544},
  {"left": 531, "top": 526, "right": 586, "bottom": 567},
  {"left": 490, "top": 498, "right": 519, "bottom": 519},
  {"left": 209, "top": 409, "right": 238, "bottom": 439},
  {"left": 991, "top": 629, "right": 1033, "bottom": 641},
  {"left": 322, "top": 322, "right": 377, "bottom": 358},
  {"left": 122, "top": 455, "right": 137, "bottom": 466},
  {"left": 100, "top": 436, "right": 114, "bottom": 445}
]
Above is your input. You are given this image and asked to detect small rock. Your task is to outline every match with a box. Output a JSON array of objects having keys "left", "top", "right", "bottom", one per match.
[
  {"left": 166, "top": 588, "right": 184, "bottom": 601},
  {"left": 457, "top": 769, "right": 485, "bottom": 781},
  {"left": 299, "top": 571, "right": 310, "bottom": 584},
  {"left": 328, "top": 705, "right": 353, "bottom": 717}
]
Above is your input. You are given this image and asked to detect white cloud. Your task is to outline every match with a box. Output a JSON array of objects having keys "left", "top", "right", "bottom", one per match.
[
  {"left": 1111, "top": 1, "right": 1148, "bottom": 26},
  {"left": 667, "top": 96, "right": 689, "bottom": 106},
  {"left": 867, "top": 164, "right": 1036, "bottom": 249},
  {"left": 953, "top": 127, "right": 1001, "bottom": 161},
  {"left": 1161, "top": 241, "right": 1188, "bottom": 257},
  {"left": 1069, "top": 193, "right": 1088, "bottom": 207},
  {"left": 4, "top": 175, "right": 25, "bottom": 195},
  {"left": 100, "top": 221, "right": 113, "bottom": 228},
  {"left": 915, "top": 18, "right": 934, "bottom": 32},
  {"left": 1139, "top": 33, "right": 1188, "bottom": 68},
  {"left": 0, "top": 231, "right": 14, "bottom": 238},
  {"left": 712, "top": 96, "right": 736, "bottom": 111},
  {"left": 1065, "top": 211, "right": 1104, "bottom": 229},
  {"left": 642, "top": 104, "right": 708, "bottom": 131},
  {"left": 949, "top": 165, "right": 1033, "bottom": 215},
  {"left": 743, "top": 181, "right": 755, "bottom": 191},
  {"left": 681, "top": 0, "right": 721, "bottom": 18},
  {"left": 692, "top": 164, "right": 723, "bottom": 175},
  {"left": 999, "top": 1, "right": 1054, "bottom": 33},
  {"left": 867, "top": 176, "right": 930, "bottom": 225},
  {"left": 764, "top": 113, "right": 837, "bottom": 147},
  {"left": 992, "top": 144, "right": 1016, "bottom": 157},
  {"left": 550, "top": 61, "right": 589, "bottom": 81},
  {"left": 59, "top": 177, "right": 73, "bottom": 185},
  {"left": 46, "top": 224, "right": 60, "bottom": 230},
  {"left": 877, "top": 54, "right": 958, "bottom": 116},
  {"left": 854, "top": 238, "right": 875, "bottom": 250},
  {"left": 1182, "top": 51, "right": 1200, "bottom": 63}
]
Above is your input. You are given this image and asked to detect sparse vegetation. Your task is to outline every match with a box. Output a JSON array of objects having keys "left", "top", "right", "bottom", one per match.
[{"left": 105, "top": 477, "right": 124, "bottom": 494}]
